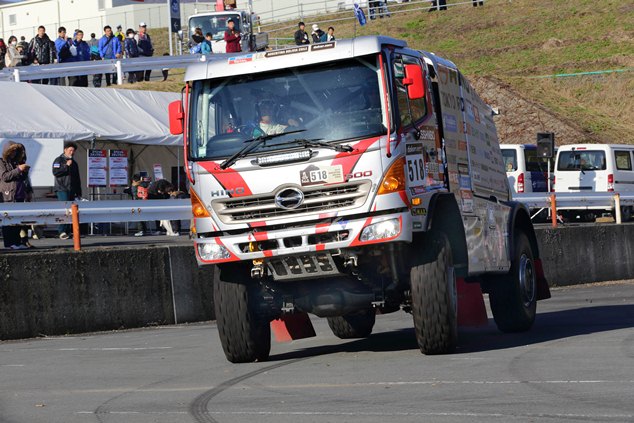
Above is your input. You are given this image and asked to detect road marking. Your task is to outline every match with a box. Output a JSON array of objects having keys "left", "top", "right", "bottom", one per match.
[
  {"left": 0, "top": 364, "right": 25, "bottom": 367},
  {"left": 77, "top": 410, "right": 634, "bottom": 419}
]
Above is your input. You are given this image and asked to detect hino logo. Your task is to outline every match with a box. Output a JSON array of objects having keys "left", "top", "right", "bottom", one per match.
[
  {"left": 211, "top": 187, "right": 245, "bottom": 197},
  {"left": 275, "top": 187, "right": 305, "bottom": 210}
]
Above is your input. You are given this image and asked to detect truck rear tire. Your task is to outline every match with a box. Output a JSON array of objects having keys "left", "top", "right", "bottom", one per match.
[
  {"left": 488, "top": 232, "right": 537, "bottom": 333},
  {"left": 327, "top": 309, "right": 376, "bottom": 339},
  {"left": 410, "top": 236, "right": 458, "bottom": 355},
  {"left": 213, "top": 267, "right": 271, "bottom": 363}
]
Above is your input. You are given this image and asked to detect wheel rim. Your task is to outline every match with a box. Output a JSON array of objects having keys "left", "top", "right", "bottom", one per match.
[{"left": 518, "top": 254, "right": 536, "bottom": 307}]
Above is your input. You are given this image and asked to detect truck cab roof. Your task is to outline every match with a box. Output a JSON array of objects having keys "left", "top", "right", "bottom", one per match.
[{"left": 184, "top": 36, "right": 409, "bottom": 82}]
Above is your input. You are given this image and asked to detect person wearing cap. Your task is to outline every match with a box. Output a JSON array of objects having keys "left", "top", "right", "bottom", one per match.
[
  {"left": 135, "top": 22, "right": 154, "bottom": 81},
  {"left": 294, "top": 22, "right": 310, "bottom": 46},
  {"left": 223, "top": 18, "right": 241, "bottom": 53},
  {"left": 311, "top": 24, "right": 326, "bottom": 44},
  {"left": 114, "top": 25, "right": 125, "bottom": 43}
]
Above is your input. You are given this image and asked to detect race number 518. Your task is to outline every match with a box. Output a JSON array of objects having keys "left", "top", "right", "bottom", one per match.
[{"left": 407, "top": 157, "right": 426, "bottom": 183}]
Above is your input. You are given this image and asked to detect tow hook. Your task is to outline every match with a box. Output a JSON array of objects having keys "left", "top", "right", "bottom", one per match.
[{"left": 251, "top": 259, "right": 265, "bottom": 279}]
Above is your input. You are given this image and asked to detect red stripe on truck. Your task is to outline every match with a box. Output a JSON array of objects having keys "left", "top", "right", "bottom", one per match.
[{"left": 198, "top": 162, "right": 253, "bottom": 197}]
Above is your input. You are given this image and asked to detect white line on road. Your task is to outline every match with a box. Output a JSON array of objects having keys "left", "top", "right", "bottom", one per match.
[{"left": 0, "top": 364, "right": 25, "bottom": 367}]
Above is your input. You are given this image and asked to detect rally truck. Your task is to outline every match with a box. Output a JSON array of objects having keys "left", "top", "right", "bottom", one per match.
[{"left": 168, "top": 36, "right": 550, "bottom": 363}]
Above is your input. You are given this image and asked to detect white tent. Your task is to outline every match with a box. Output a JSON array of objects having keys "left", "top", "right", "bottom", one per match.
[{"left": 0, "top": 82, "right": 184, "bottom": 197}]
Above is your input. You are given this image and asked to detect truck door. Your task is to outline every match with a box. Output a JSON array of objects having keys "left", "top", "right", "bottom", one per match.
[{"left": 391, "top": 52, "right": 444, "bottom": 228}]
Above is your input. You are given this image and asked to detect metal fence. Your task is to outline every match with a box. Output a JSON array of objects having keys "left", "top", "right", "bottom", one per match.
[{"left": 0, "top": 53, "right": 214, "bottom": 84}]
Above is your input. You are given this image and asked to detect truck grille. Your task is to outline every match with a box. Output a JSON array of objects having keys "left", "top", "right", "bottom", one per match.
[{"left": 212, "top": 181, "right": 371, "bottom": 224}]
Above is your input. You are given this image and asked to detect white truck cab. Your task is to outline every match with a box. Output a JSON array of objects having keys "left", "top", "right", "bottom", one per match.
[
  {"left": 169, "top": 36, "right": 550, "bottom": 363},
  {"left": 555, "top": 144, "right": 634, "bottom": 221}
]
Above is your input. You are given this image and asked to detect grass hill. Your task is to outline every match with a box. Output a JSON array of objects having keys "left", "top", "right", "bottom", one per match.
[{"left": 133, "top": 0, "right": 633, "bottom": 144}]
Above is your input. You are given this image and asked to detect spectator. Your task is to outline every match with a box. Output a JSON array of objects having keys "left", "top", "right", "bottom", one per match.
[
  {"left": 189, "top": 27, "right": 204, "bottom": 54},
  {"left": 18, "top": 36, "right": 29, "bottom": 53},
  {"left": 369, "top": 1, "right": 379, "bottom": 19},
  {"left": 161, "top": 52, "right": 170, "bottom": 81},
  {"left": 294, "top": 21, "right": 310, "bottom": 46},
  {"left": 135, "top": 22, "right": 154, "bottom": 81},
  {"left": 311, "top": 24, "right": 326, "bottom": 43},
  {"left": 87, "top": 33, "right": 102, "bottom": 88},
  {"left": 0, "top": 39, "right": 6, "bottom": 69},
  {"left": 224, "top": 18, "right": 241, "bottom": 53},
  {"left": 429, "top": 0, "right": 447, "bottom": 11},
  {"left": 473, "top": 0, "right": 484, "bottom": 6},
  {"left": 124, "top": 28, "right": 140, "bottom": 83},
  {"left": 0, "top": 143, "right": 32, "bottom": 250},
  {"left": 326, "top": 27, "right": 335, "bottom": 42},
  {"left": 52, "top": 142, "right": 81, "bottom": 240},
  {"left": 148, "top": 179, "right": 177, "bottom": 235},
  {"left": 5, "top": 36, "right": 24, "bottom": 68},
  {"left": 98, "top": 25, "right": 122, "bottom": 86},
  {"left": 201, "top": 32, "right": 213, "bottom": 55},
  {"left": 54, "top": 26, "right": 72, "bottom": 85},
  {"left": 28, "top": 26, "right": 56, "bottom": 84},
  {"left": 68, "top": 30, "right": 90, "bottom": 87},
  {"left": 125, "top": 174, "right": 150, "bottom": 237},
  {"left": 114, "top": 25, "right": 125, "bottom": 43}
]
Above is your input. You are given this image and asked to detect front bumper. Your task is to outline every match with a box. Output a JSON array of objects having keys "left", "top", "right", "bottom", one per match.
[{"left": 194, "top": 211, "right": 412, "bottom": 265}]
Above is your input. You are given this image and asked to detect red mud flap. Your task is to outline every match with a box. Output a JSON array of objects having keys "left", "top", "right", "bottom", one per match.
[
  {"left": 271, "top": 312, "right": 317, "bottom": 343},
  {"left": 534, "top": 258, "right": 551, "bottom": 300},
  {"left": 457, "top": 277, "right": 488, "bottom": 327}
]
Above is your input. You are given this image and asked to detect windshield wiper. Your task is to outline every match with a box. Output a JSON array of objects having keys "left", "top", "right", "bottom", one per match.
[
  {"left": 219, "top": 129, "right": 306, "bottom": 169},
  {"left": 275, "top": 138, "right": 353, "bottom": 153}
]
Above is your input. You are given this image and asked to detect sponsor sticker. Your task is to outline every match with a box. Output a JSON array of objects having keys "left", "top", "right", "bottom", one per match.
[
  {"left": 444, "top": 114, "right": 458, "bottom": 133},
  {"left": 265, "top": 46, "right": 309, "bottom": 58},
  {"left": 311, "top": 42, "right": 335, "bottom": 51},
  {"left": 411, "top": 207, "right": 427, "bottom": 216},
  {"left": 300, "top": 164, "right": 344, "bottom": 186},
  {"left": 410, "top": 186, "right": 426, "bottom": 195},
  {"left": 228, "top": 54, "right": 254, "bottom": 64}
]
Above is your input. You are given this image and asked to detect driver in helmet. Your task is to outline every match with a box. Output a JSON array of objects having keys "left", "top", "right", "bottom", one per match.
[{"left": 257, "top": 100, "right": 300, "bottom": 135}]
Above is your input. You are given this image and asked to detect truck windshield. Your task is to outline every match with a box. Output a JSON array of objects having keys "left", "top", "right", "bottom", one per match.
[
  {"left": 190, "top": 14, "right": 240, "bottom": 41},
  {"left": 189, "top": 56, "right": 386, "bottom": 161},
  {"left": 557, "top": 150, "right": 606, "bottom": 171}
]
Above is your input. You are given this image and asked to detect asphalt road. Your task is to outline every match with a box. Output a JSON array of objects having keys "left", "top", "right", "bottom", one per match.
[{"left": 2, "top": 281, "right": 634, "bottom": 423}]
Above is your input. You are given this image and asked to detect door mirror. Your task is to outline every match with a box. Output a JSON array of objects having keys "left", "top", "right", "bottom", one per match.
[
  {"left": 168, "top": 100, "right": 184, "bottom": 135},
  {"left": 402, "top": 64, "right": 426, "bottom": 100}
]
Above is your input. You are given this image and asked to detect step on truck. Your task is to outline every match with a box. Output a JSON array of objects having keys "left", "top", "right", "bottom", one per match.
[{"left": 168, "top": 36, "right": 551, "bottom": 363}]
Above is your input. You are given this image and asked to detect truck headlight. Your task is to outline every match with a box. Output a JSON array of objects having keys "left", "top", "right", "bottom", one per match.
[
  {"left": 359, "top": 218, "right": 400, "bottom": 242},
  {"left": 198, "top": 242, "right": 231, "bottom": 261}
]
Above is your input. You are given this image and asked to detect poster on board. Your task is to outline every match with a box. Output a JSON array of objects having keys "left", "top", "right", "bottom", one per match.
[
  {"left": 153, "top": 163, "right": 164, "bottom": 180},
  {"left": 109, "top": 149, "right": 128, "bottom": 186},
  {"left": 88, "top": 149, "right": 107, "bottom": 187}
]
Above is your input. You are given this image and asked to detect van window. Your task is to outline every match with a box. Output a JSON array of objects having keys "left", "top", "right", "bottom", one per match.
[
  {"left": 615, "top": 151, "right": 632, "bottom": 171},
  {"left": 502, "top": 149, "right": 517, "bottom": 172},
  {"left": 524, "top": 149, "right": 550, "bottom": 172},
  {"left": 557, "top": 150, "right": 606, "bottom": 171}
]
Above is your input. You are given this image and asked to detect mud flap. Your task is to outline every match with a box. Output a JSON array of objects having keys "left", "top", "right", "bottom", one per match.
[
  {"left": 271, "top": 312, "right": 317, "bottom": 343},
  {"left": 534, "top": 258, "right": 551, "bottom": 300},
  {"left": 457, "top": 277, "right": 488, "bottom": 327}
]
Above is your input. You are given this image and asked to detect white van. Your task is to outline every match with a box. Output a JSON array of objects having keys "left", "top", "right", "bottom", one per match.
[
  {"left": 501, "top": 144, "right": 552, "bottom": 194},
  {"left": 554, "top": 144, "right": 634, "bottom": 221}
]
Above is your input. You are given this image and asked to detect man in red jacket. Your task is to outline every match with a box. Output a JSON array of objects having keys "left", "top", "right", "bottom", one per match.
[{"left": 224, "top": 18, "right": 241, "bottom": 53}]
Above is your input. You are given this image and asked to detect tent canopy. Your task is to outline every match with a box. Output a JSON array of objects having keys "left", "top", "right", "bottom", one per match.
[{"left": 0, "top": 82, "right": 182, "bottom": 145}]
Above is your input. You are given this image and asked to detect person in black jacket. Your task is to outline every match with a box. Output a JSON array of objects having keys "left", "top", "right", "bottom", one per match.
[
  {"left": 0, "top": 143, "right": 32, "bottom": 249},
  {"left": 52, "top": 142, "right": 81, "bottom": 240},
  {"left": 294, "top": 22, "right": 310, "bottom": 46},
  {"left": 27, "top": 25, "right": 57, "bottom": 84}
]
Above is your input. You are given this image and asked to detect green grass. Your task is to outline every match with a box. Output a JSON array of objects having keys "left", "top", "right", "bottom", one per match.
[{"left": 134, "top": 0, "right": 634, "bottom": 143}]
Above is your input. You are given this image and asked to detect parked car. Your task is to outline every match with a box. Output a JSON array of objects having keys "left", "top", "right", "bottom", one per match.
[{"left": 554, "top": 144, "right": 634, "bottom": 221}]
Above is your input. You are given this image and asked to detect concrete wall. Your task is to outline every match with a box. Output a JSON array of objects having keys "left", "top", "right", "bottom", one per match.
[
  {"left": 535, "top": 224, "right": 634, "bottom": 286},
  {"left": 2, "top": 223, "right": 634, "bottom": 340},
  {"left": 0, "top": 245, "right": 214, "bottom": 341}
]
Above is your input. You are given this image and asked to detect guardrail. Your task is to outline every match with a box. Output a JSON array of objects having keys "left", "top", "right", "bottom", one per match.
[
  {"left": 1, "top": 199, "right": 192, "bottom": 250},
  {"left": 0, "top": 54, "right": 215, "bottom": 85},
  {"left": 513, "top": 192, "right": 634, "bottom": 227}
]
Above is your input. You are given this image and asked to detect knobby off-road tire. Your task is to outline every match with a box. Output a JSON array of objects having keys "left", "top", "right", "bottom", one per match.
[
  {"left": 488, "top": 232, "right": 537, "bottom": 333},
  {"left": 410, "top": 236, "right": 458, "bottom": 355},
  {"left": 213, "top": 267, "right": 271, "bottom": 363},
  {"left": 327, "top": 309, "right": 376, "bottom": 339}
]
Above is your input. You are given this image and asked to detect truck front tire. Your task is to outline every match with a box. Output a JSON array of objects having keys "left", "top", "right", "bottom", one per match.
[
  {"left": 213, "top": 267, "right": 271, "bottom": 363},
  {"left": 410, "top": 235, "right": 458, "bottom": 355},
  {"left": 488, "top": 232, "right": 537, "bottom": 333},
  {"left": 327, "top": 309, "right": 376, "bottom": 339}
]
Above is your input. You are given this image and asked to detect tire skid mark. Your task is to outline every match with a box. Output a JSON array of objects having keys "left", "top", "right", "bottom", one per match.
[{"left": 189, "top": 357, "right": 309, "bottom": 423}]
